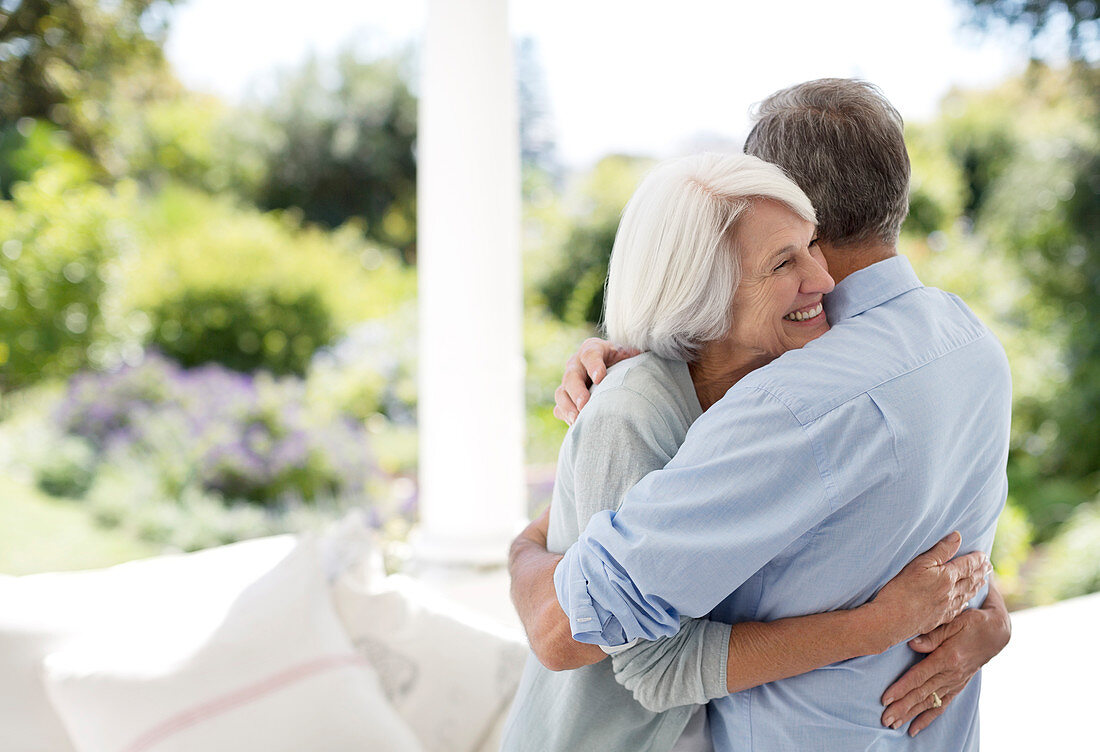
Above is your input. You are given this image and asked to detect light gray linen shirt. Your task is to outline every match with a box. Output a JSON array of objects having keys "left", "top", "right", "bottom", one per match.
[{"left": 501, "top": 354, "right": 731, "bottom": 752}]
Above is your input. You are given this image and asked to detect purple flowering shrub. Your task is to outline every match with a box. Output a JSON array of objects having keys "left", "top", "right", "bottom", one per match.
[{"left": 55, "top": 352, "right": 375, "bottom": 508}]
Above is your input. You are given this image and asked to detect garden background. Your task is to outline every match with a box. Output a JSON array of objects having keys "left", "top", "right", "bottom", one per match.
[{"left": 1, "top": 0, "right": 1098, "bottom": 610}]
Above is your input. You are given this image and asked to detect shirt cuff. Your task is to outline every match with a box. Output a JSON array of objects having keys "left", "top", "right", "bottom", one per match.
[
  {"left": 553, "top": 546, "right": 628, "bottom": 646},
  {"left": 700, "top": 620, "right": 732, "bottom": 701},
  {"left": 600, "top": 638, "right": 640, "bottom": 656}
]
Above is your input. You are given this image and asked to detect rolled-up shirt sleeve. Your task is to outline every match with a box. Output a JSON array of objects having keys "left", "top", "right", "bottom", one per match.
[
  {"left": 609, "top": 615, "right": 732, "bottom": 712},
  {"left": 554, "top": 385, "right": 838, "bottom": 645}
]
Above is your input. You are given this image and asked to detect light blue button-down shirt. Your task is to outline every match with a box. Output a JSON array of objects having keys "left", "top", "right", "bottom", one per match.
[{"left": 554, "top": 256, "right": 1011, "bottom": 751}]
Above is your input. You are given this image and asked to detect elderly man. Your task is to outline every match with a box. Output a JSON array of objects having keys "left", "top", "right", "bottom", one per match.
[{"left": 510, "top": 78, "right": 1011, "bottom": 750}]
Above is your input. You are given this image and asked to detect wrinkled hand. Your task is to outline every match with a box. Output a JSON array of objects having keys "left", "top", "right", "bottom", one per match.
[
  {"left": 869, "top": 532, "right": 991, "bottom": 643},
  {"left": 880, "top": 583, "right": 1011, "bottom": 736},
  {"left": 553, "top": 338, "right": 641, "bottom": 425}
]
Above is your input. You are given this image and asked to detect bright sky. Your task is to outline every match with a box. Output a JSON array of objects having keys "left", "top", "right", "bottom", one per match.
[{"left": 165, "top": 0, "right": 1036, "bottom": 169}]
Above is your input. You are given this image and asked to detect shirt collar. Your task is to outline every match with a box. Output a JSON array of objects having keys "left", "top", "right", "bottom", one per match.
[{"left": 823, "top": 255, "right": 923, "bottom": 324}]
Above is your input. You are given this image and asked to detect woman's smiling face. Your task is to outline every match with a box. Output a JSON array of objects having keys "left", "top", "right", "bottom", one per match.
[{"left": 723, "top": 199, "right": 835, "bottom": 367}]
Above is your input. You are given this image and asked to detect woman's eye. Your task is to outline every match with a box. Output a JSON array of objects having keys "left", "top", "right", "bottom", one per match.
[
  {"left": 809, "top": 237, "right": 820, "bottom": 247},
  {"left": 773, "top": 259, "right": 791, "bottom": 272}
]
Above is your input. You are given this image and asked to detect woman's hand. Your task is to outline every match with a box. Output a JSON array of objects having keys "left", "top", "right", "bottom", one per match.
[
  {"left": 879, "top": 582, "right": 1011, "bottom": 735},
  {"left": 553, "top": 338, "right": 640, "bottom": 425},
  {"left": 864, "top": 532, "right": 991, "bottom": 651}
]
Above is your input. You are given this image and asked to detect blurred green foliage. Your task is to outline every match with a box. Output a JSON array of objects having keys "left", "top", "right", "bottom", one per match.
[
  {"left": 538, "top": 155, "right": 654, "bottom": 327},
  {"left": 0, "top": 473, "right": 160, "bottom": 574},
  {"left": 960, "top": 0, "right": 1100, "bottom": 59},
  {"left": 0, "top": 170, "right": 415, "bottom": 383},
  {"left": 989, "top": 501, "right": 1034, "bottom": 598},
  {"left": 1025, "top": 497, "right": 1100, "bottom": 603},
  {"left": 305, "top": 307, "right": 418, "bottom": 426},
  {"left": 253, "top": 50, "right": 417, "bottom": 263},
  {"left": 33, "top": 433, "right": 96, "bottom": 498},
  {"left": 522, "top": 309, "right": 597, "bottom": 463},
  {"left": 112, "top": 90, "right": 271, "bottom": 196},
  {"left": 0, "top": 0, "right": 178, "bottom": 175},
  {"left": 0, "top": 164, "right": 137, "bottom": 390},
  {"left": 130, "top": 186, "right": 416, "bottom": 375},
  {"left": 82, "top": 454, "right": 358, "bottom": 553},
  {"left": 0, "top": 118, "right": 96, "bottom": 197}
]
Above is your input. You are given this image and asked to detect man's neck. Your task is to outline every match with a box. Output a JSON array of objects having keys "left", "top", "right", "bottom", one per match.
[{"left": 820, "top": 241, "right": 898, "bottom": 284}]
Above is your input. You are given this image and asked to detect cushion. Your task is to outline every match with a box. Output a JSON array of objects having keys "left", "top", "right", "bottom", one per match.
[
  {"left": 473, "top": 709, "right": 511, "bottom": 752},
  {"left": 43, "top": 537, "right": 422, "bottom": 752},
  {"left": 331, "top": 572, "right": 528, "bottom": 752},
  {"left": 0, "top": 535, "right": 300, "bottom": 752}
]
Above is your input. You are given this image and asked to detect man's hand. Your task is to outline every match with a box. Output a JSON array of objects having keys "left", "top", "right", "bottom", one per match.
[
  {"left": 553, "top": 338, "right": 641, "bottom": 425},
  {"left": 508, "top": 508, "right": 606, "bottom": 671},
  {"left": 522, "top": 504, "right": 551, "bottom": 548},
  {"left": 880, "top": 582, "right": 1011, "bottom": 736}
]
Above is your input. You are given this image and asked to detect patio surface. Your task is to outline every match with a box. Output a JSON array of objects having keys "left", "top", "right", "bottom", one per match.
[{"left": 979, "top": 591, "right": 1097, "bottom": 750}]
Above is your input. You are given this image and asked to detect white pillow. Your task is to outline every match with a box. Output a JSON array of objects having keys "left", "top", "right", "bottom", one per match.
[
  {"left": 317, "top": 508, "right": 386, "bottom": 584},
  {"left": 44, "top": 537, "right": 422, "bottom": 752},
  {"left": 0, "top": 535, "right": 300, "bottom": 752},
  {"left": 473, "top": 710, "right": 511, "bottom": 752},
  {"left": 0, "top": 576, "right": 79, "bottom": 752},
  {"left": 331, "top": 572, "right": 527, "bottom": 752}
]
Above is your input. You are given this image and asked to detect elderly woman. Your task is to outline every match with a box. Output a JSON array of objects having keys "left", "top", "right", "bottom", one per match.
[{"left": 502, "top": 153, "right": 989, "bottom": 751}]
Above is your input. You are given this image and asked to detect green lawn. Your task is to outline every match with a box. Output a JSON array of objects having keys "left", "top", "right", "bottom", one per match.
[{"left": 0, "top": 475, "right": 160, "bottom": 575}]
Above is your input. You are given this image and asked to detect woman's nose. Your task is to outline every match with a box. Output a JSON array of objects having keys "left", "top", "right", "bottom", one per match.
[{"left": 802, "top": 255, "right": 835, "bottom": 294}]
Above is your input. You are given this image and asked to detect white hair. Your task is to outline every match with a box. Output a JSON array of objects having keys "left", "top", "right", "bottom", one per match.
[{"left": 603, "top": 152, "right": 816, "bottom": 361}]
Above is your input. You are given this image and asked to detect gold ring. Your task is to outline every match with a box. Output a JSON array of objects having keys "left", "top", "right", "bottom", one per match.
[{"left": 930, "top": 691, "right": 942, "bottom": 708}]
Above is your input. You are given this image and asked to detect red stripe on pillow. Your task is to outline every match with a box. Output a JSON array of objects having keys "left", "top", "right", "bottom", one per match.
[{"left": 122, "top": 653, "right": 372, "bottom": 752}]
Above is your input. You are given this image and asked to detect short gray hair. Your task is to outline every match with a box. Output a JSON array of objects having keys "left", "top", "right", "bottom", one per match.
[
  {"left": 744, "top": 78, "right": 910, "bottom": 246},
  {"left": 604, "top": 153, "right": 815, "bottom": 361}
]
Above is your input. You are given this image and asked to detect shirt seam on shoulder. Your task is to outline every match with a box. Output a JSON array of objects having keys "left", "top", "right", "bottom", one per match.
[
  {"left": 840, "top": 329, "right": 995, "bottom": 418},
  {"left": 744, "top": 327, "right": 994, "bottom": 423},
  {"left": 588, "top": 383, "right": 684, "bottom": 442}
]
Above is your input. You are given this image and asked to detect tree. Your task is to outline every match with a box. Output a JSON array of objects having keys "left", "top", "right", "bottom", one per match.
[
  {"left": 539, "top": 155, "right": 653, "bottom": 327},
  {"left": 254, "top": 50, "right": 417, "bottom": 263},
  {"left": 956, "top": 4, "right": 1100, "bottom": 483},
  {"left": 960, "top": 0, "right": 1099, "bottom": 58},
  {"left": 0, "top": 0, "right": 178, "bottom": 174}
]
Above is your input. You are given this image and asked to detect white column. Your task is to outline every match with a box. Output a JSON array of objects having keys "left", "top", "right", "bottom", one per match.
[{"left": 415, "top": 0, "right": 526, "bottom": 567}]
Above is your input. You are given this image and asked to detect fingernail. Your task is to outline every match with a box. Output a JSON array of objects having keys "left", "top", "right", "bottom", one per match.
[
  {"left": 892, "top": 720, "right": 904, "bottom": 730},
  {"left": 883, "top": 694, "right": 895, "bottom": 706},
  {"left": 883, "top": 715, "right": 895, "bottom": 728}
]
